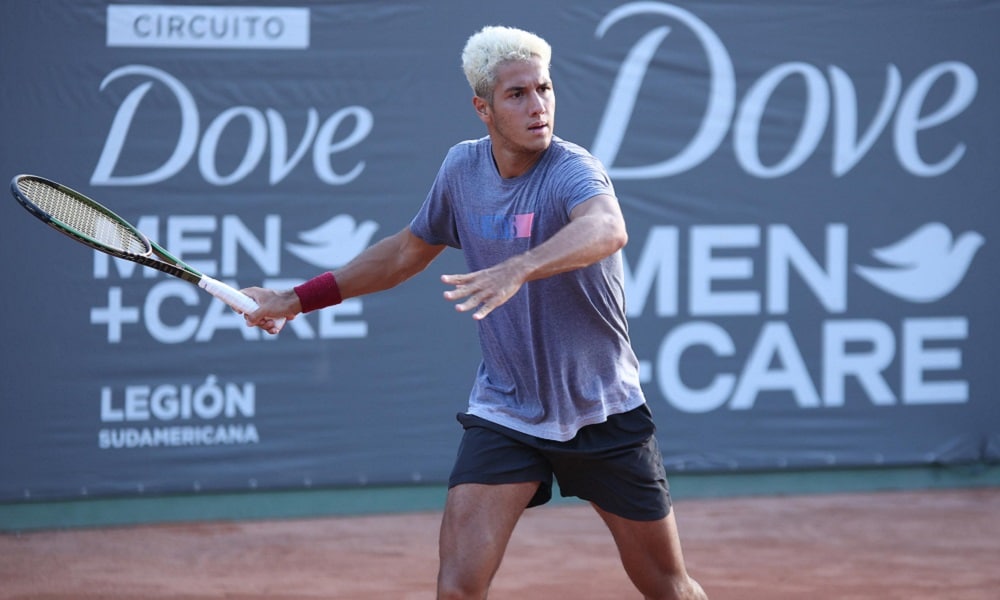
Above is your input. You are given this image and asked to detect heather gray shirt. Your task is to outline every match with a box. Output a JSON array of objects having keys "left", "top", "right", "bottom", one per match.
[{"left": 410, "top": 136, "right": 645, "bottom": 441}]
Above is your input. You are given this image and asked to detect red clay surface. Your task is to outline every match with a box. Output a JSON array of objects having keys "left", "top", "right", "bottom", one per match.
[{"left": 2, "top": 487, "right": 998, "bottom": 599}]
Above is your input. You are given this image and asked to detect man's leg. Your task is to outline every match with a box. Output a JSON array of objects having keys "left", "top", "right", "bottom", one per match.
[
  {"left": 437, "top": 481, "right": 540, "bottom": 600},
  {"left": 593, "top": 504, "right": 708, "bottom": 600}
]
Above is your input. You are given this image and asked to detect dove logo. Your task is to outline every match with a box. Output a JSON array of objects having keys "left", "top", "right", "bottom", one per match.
[
  {"left": 592, "top": 2, "right": 977, "bottom": 179},
  {"left": 91, "top": 65, "right": 373, "bottom": 187},
  {"left": 855, "top": 223, "right": 984, "bottom": 303},
  {"left": 286, "top": 215, "right": 379, "bottom": 268}
]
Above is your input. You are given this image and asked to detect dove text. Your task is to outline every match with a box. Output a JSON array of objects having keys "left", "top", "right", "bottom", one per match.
[
  {"left": 594, "top": 2, "right": 977, "bottom": 179},
  {"left": 91, "top": 65, "right": 372, "bottom": 186}
]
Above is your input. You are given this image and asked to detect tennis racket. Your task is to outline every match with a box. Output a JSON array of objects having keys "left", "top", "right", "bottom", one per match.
[{"left": 11, "top": 174, "right": 283, "bottom": 328}]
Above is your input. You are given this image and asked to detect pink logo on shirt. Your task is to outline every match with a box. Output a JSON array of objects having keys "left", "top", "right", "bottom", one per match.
[
  {"left": 476, "top": 212, "right": 535, "bottom": 240},
  {"left": 512, "top": 213, "right": 534, "bottom": 238}
]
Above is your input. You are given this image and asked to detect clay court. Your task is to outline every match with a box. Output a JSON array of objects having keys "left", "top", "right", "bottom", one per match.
[{"left": 2, "top": 486, "right": 998, "bottom": 600}]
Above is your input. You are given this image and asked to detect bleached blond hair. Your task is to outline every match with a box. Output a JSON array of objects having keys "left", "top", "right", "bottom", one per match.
[{"left": 461, "top": 26, "right": 552, "bottom": 101}]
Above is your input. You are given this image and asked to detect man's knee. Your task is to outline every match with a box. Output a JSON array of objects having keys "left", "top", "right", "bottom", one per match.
[{"left": 436, "top": 571, "right": 490, "bottom": 600}]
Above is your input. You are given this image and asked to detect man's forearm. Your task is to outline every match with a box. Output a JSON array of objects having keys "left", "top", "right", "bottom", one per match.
[
  {"left": 515, "top": 206, "right": 627, "bottom": 283},
  {"left": 334, "top": 228, "right": 445, "bottom": 300}
]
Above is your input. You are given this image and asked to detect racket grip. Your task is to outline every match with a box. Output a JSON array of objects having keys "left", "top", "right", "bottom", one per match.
[{"left": 198, "top": 276, "right": 287, "bottom": 330}]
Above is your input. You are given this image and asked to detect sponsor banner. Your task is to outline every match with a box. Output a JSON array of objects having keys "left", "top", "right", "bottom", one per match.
[{"left": 1, "top": 0, "right": 997, "bottom": 501}]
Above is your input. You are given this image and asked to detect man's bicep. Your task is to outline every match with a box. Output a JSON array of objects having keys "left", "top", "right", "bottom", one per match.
[
  {"left": 400, "top": 227, "right": 447, "bottom": 273},
  {"left": 569, "top": 194, "right": 625, "bottom": 223}
]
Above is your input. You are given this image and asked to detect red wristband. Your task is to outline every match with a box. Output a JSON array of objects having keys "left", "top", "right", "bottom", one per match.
[{"left": 293, "top": 272, "right": 343, "bottom": 313}]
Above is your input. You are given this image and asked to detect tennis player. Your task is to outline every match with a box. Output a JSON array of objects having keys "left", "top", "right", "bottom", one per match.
[{"left": 244, "top": 25, "right": 708, "bottom": 600}]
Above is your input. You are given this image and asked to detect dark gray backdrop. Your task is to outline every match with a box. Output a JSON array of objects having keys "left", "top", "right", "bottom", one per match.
[{"left": 2, "top": 0, "right": 997, "bottom": 502}]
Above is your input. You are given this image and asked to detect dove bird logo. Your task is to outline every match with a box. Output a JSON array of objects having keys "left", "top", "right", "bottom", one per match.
[
  {"left": 854, "top": 223, "right": 984, "bottom": 303},
  {"left": 285, "top": 214, "right": 379, "bottom": 269}
]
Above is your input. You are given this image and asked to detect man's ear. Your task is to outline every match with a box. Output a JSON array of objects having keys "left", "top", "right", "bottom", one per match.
[{"left": 472, "top": 96, "right": 489, "bottom": 119}]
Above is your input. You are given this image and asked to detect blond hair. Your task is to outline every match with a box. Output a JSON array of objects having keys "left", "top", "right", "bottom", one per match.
[{"left": 461, "top": 26, "right": 552, "bottom": 101}]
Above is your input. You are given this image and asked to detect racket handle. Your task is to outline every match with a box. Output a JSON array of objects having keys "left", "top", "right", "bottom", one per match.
[{"left": 198, "top": 276, "right": 287, "bottom": 330}]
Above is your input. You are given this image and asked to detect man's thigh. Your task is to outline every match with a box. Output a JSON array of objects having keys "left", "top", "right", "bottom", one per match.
[{"left": 437, "top": 482, "right": 540, "bottom": 595}]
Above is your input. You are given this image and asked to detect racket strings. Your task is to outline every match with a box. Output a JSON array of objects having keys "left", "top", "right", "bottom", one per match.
[{"left": 18, "top": 179, "right": 148, "bottom": 255}]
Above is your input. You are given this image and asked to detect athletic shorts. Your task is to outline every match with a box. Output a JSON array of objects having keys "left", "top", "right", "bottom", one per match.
[{"left": 448, "top": 404, "right": 671, "bottom": 521}]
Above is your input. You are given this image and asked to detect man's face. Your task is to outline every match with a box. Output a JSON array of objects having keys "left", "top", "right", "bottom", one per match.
[{"left": 482, "top": 57, "right": 555, "bottom": 156}]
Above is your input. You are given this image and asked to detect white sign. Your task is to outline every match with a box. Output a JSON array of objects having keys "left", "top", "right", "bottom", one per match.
[{"left": 107, "top": 5, "right": 310, "bottom": 49}]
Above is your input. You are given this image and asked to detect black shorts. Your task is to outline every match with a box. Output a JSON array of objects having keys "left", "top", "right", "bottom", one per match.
[{"left": 448, "top": 404, "right": 671, "bottom": 521}]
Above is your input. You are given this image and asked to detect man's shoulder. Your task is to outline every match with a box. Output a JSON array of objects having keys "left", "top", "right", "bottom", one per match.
[
  {"left": 550, "top": 136, "right": 588, "bottom": 154},
  {"left": 547, "top": 137, "right": 607, "bottom": 174},
  {"left": 446, "top": 136, "right": 490, "bottom": 162},
  {"left": 437, "top": 138, "right": 491, "bottom": 185}
]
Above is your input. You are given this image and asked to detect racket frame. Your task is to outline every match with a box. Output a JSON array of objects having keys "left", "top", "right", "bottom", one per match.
[
  {"left": 12, "top": 174, "right": 205, "bottom": 284},
  {"left": 10, "top": 174, "right": 270, "bottom": 318}
]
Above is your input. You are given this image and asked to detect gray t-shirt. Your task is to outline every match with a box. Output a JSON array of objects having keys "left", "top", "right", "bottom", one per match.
[{"left": 410, "top": 136, "right": 645, "bottom": 441}]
